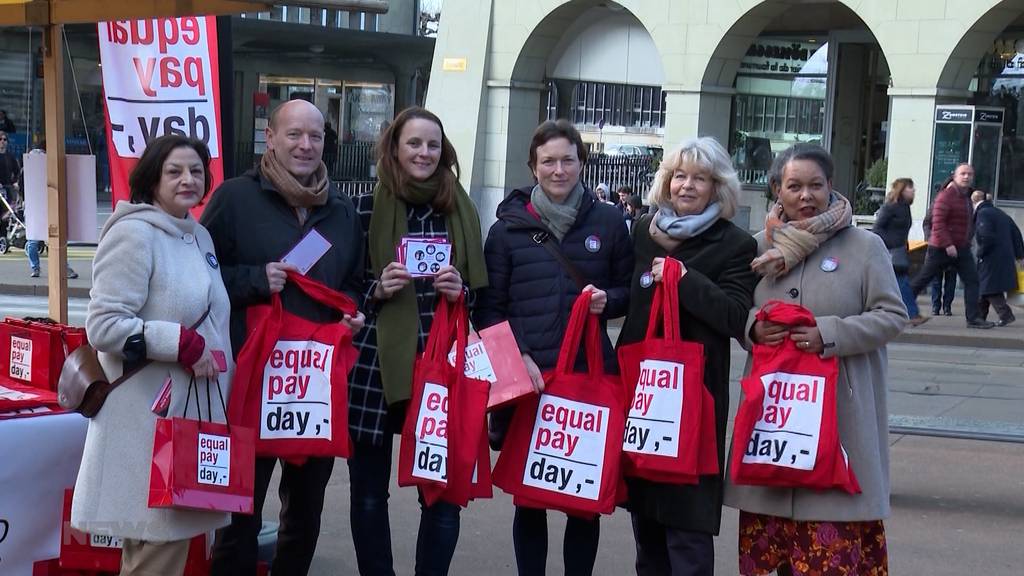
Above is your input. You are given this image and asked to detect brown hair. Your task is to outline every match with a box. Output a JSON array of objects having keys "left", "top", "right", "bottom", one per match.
[
  {"left": 375, "top": 106, "right": 460, "bottom": 214},
  {"left": 129, "top": 135, "right": 212, "bottom": 205},
  {"left": 527, "top": 119, "right": 588, "bottom": 172},
  {"left": 885, "top": 177, "right": 914, "bottom": 205}
]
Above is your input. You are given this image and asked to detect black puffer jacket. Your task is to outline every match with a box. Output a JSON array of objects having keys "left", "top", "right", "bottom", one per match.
[
  {"left": 473, "top": 186, "right": 632, "bottom": 373},
  {"left": 872, "top": 201, "right": 912, "bottom": 250}
]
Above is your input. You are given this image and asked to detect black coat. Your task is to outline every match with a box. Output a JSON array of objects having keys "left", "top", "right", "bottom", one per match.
[
  {"left": 872, "top": 201, "right": 912, "bottom": 251},
  {"left": 616, "top": 214, "right": 757, "bottom": 535},
  {"left": 200, "top": 170, "right": 365, "bottom": 355},
  {"left": 974, "top": 201, "right": 1024, "bottom": 295},
  {"left": 473, "top": 186, "right": 632, "bottom": 373}
]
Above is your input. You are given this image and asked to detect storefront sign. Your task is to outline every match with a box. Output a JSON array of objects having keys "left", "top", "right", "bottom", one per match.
[
  {"left": 975, "top": 109, "right": 1004, "bottom": 123},
  {"left": 739, "top": 39, "right": 822, "bottom": 75},
  {"left": 97, "top": 17, "right": 225, "bottom": 214},
  {"left": 935, "top": 107, "right": 972, "bottom": 123}
]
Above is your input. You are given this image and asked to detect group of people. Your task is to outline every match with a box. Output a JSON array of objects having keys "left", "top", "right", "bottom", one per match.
[
  {"left": 874, "top": 163, "right": 1023, "bottom": 329},
  {"left": 72, "top": 97, "right": 911, "bottom": 576}
]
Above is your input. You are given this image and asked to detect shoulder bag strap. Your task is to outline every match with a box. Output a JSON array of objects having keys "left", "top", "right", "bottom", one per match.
[
  {"left": 107, "top": 305, "right": 212, "bottom": 390},
  {"left": 531, "top": 230, "right": 589, "bottom": 291}
]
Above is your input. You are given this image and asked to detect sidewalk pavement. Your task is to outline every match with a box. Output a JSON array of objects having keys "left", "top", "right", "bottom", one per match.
[{"left": 2, "top": 250, "right": 1022, "bottom": 349}]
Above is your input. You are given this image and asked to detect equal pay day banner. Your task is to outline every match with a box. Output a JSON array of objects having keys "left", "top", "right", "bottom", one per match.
[{"left": 97, "top": 17, "right": 225, "bottom": 214}]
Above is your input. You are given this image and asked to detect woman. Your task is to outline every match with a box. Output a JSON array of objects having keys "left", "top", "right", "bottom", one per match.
[
  {"left": 348, "top": 106, "right": 488, "bottom": 576},
  {"left": 873, "top": 178, "right": 928, "bottom": 326},
  {"left": 474, "top": 119, "right": 632, "bottom": 576},
  {"left": 72, "top": 135, "right": 233, "bottom": 575},
  {"left": 617, "top": 137, "right": 757, "bottom": 575},
  {"left": 724, "top": 144, "right": 907, "bottom": 576}
]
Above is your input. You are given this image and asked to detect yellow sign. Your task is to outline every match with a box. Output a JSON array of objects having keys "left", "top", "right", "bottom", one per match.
[{"left": 442, "top": 57, "right": 467, "bottom": 72}]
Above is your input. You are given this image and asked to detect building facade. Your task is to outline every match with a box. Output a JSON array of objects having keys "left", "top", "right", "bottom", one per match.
[
  {"left": 426, "top": 0, "right": 1024, "bottom": 236},
  {"left": 0, "top": 0, "right": 436, "bottom": 202}
]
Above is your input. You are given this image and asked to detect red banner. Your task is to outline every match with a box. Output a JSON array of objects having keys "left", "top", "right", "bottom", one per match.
[{"left": 97, "top": 17, "right": 225, "bottom": 217}]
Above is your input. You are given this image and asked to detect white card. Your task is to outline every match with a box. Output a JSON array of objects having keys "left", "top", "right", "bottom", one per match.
[
  {"left": 404, "top": 239, "right": 452, "bottom": 277},
  {"left": 282, "top": 229, "right": 332, "bottom": 275}
]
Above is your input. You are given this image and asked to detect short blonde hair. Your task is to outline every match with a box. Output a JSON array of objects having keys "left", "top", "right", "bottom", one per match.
[{"left": 647, "top": 137, "right": 740, "bottom": 219}]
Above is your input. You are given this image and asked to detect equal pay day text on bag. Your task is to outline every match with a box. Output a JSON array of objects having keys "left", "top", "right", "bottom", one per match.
[
  {"left": 729, "top": 301, "right": 859, "bottom": 494},
  {"left": 492, "top": 291, "right": 627, "bottom": 516},
  {"left": 228, "top": 271, "right": 359, "bottom": 459}
]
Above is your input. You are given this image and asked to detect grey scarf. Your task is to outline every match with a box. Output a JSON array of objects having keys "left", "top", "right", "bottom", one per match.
[
  {"left": 654, "top": 201, "right": 723, "bottom": 241},
  {"left": 531, "top": 181, "right": 584, "bottom": 241}
]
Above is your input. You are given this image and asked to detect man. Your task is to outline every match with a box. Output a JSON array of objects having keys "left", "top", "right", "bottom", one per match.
[
  {"left": 0, "top": 130, "right": 19, "bottom": 248},
  {"left": 615, "top": 185, "right": 633, "bottom": 213},
  {"left": 910, "top": 163, "right": 994, "bottom": 328},
  {"left": 922, "top": 194, "right": 958, "bottom": 316},
  {"left": 971, "top": 190, "right": 1023, "bottom": 326},
  {"left": 202, "top": 99, "right": 365, "bottom": 575}
]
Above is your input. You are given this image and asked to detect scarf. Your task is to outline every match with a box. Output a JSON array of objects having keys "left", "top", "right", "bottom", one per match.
[
  {"left": 753, "top": 191, "right": 853, "bottom": 278},
  {"left": 260, "top": 149, "right": 329, "bottom": 221},
  {"left": 530, "top": 181, "right": 584, "bottom": 241},
  {"left": 368, "top": 171, "right": 489, "bottom": 405},
  {"left": 649, "top": 201, "right": 723, "bottom": 252}
]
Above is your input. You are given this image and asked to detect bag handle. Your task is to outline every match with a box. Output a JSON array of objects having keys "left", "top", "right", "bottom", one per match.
[
  {"left": 424, "top": 295, "right": 453, "bottom": 362},
  {"left": 555, "top": 291, "right": 603, "bottom": 379},
  {"left": 644, "top": 257, "right": 682, "bottom": 342},
  {"left": 181, "top": 375, "right": 230, "bottom": 429},
  {"left": 284, "top": 270, "right": 358, "bottom": 316}
]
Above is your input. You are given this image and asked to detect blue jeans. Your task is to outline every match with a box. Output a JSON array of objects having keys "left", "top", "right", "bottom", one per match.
[
  {"left": 348, "top": 435, "right": 462, "bottom": 576},
  {"left": 896, "top": 273, "right": 919, "bottom": 318},
  {"left": 26, "top": 239, "right": 41, "bottom": 271}
]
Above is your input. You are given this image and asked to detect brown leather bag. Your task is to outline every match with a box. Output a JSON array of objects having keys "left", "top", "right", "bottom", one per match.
[{"left": 58, "top": 308, "right": 210, "bottom": 418}]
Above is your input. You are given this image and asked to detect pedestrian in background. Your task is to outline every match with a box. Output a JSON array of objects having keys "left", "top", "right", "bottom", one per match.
[
  {"left": 874, "top": 177, "right": 928, "bottom": 325},
  {"left": 347, "top": 106, "right": 488, "bottom": 576},
  {"left": 623, "top": 194, "right": 645, "bottom": 233},
  {"left": 617, "top": 136, "right": 756, "bottom": 575},
  {"left": 922, "top": 186, "right": 957, "bottom": 316},
  {"left": 203, "top": 99, "right": 365, "bottom": 576},
  {"left": 594, "top": 182, "right": 614, "bottom": 205},
  {"left": 971, "top": 190, "right": 1023, "bottom": 326},
  {"left": 72, "top": 135, "right": 233, "bottom": 576},
  {"left": 474, "top": 119, "right": 631, "bottom": 576},
  {"left": 728, "top": 143, "right": 907, "bottom": 576},
  {"left": 910, "top": 164, "right": 992, "bottom": 328}
]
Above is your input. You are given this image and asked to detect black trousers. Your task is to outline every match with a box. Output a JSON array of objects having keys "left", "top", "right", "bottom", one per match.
[
  {"left": 513, "top": 506, "right": 600, "bottom": 576},
  {"left": 210, "top": 456, "right": 335, "bottom": 576},
  {"left": 910, "top": 246, "right": 981, "bottom": 322},
  {"left": 979, "top": 292, "right": 1015, "bottom": 322},
  {"left": 631, "top": 513, "right": 714, "bottom": 576}
]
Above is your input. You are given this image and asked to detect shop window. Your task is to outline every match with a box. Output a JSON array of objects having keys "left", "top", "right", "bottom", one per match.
[
  {"left": 555, "top": 80, "right": 666, "bottom": 131},
  {"left": 972, "top": 37, "right": 1024, "bottom": 203},
  {"left": 729, "top": 38, "right": 828, "bottom": 186}
]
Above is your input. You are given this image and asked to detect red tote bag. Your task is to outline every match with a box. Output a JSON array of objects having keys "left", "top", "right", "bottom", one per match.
[
  {"left": 729, "top": 301, "right": 859, "bottom": 494},
  {"left": 59, "top": 489, "right": 123, "bottom": 572},
  {"left": 400, "top": 296, "right": 491, "bottom": 508},
  {"left": 617, "top": 257, "right": 718, "bottom": 484},
  {"left": 492, "top": 292, "right": 627, "bottom": 516},
  {"left": 149, "top": 376, "right": 256, "bottom": 513},
  {"left": 228, "top": 271, "right": 359, "bottom": 459},
  {"left": 1, "top": 317, "right": 86, "bottom": 392}
]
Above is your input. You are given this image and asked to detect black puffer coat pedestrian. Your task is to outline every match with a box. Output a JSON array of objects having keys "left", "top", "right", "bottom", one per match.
[{"left": 473, "top": 186, "right": 632, "bottom": 373}]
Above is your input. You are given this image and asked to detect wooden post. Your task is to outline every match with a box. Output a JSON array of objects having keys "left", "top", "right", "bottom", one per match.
[{"left": 43, "top": 23, "right": 68, "bottom": 323}]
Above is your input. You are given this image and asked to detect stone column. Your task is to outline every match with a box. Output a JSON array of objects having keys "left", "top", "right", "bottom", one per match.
[{"left": 886, "top": 90, "right": 945, "bottom": 240}]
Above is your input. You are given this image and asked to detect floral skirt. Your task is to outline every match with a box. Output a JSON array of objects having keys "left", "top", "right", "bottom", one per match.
[{"left": 738, "top": 511, "right": 888, "bottom": 576}]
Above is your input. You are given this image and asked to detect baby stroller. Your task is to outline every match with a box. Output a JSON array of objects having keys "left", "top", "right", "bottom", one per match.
[{"left": 0, "top": 185, "right": 27, "bottom": 254}]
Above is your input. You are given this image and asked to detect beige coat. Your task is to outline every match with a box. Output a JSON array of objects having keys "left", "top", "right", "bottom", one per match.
[
  {"left": 71, "top": 202, "right": 234, "bottom": 542},
  {"left": 724, "top": 226, "right": 907, "bottom": 522}
]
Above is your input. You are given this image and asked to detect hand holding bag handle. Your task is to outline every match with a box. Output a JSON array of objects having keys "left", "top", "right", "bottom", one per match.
[
  {"left": 644, "top": 257, "right": 683, "bottom": 343},
  {"left": 555, "top": 291, "right": 603, "bottom": 380}
]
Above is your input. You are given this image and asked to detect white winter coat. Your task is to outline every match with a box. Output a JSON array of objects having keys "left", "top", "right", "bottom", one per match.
[{"left": 71, "top": 201, "right": 234, "bottom": 542}]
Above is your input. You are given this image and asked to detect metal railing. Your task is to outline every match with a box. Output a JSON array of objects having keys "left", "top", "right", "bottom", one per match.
[{"left": 582, "top": 154, "right": 656, "bottom": 195}]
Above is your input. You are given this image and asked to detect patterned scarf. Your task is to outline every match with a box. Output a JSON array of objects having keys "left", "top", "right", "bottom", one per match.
[
  {"left": 649, "top": 201, "right": 723, "bottom": 252},
  {"left": 753, "top": 191, "right": 853, "bottom": 278}
]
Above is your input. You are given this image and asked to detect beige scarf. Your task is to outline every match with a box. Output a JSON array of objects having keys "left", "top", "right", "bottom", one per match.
[
  {"left": 752, "top": 191, "right": 853, "bottom": 278},
  {"left": 260, "top": 149, "right": 329, "bottom": 218}
]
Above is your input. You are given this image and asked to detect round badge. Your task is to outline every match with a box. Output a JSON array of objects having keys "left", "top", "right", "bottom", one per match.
[
  {"left": 430, "top": 262, "right": 441, "bottom": 273},
  {"left": 183, "top": 233, "right": 195, "bottom": 245},
  {"left": 205, "top": 252, "right": 219, "bottom": 269},
  {"left": 820, "top": 257, "right": 839, "bottom": 273},
  {"left": 585, "top": 235, "right": 601, "bottom": 253},
  {"left": 418, "top": 262, "right": 428, "bottom": 273},
  {"left": 640, "top": 271, "right": 654, "bottom": 288},
  {"left": 426, "top": 244, "right": 437, "bottom": 255}
]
